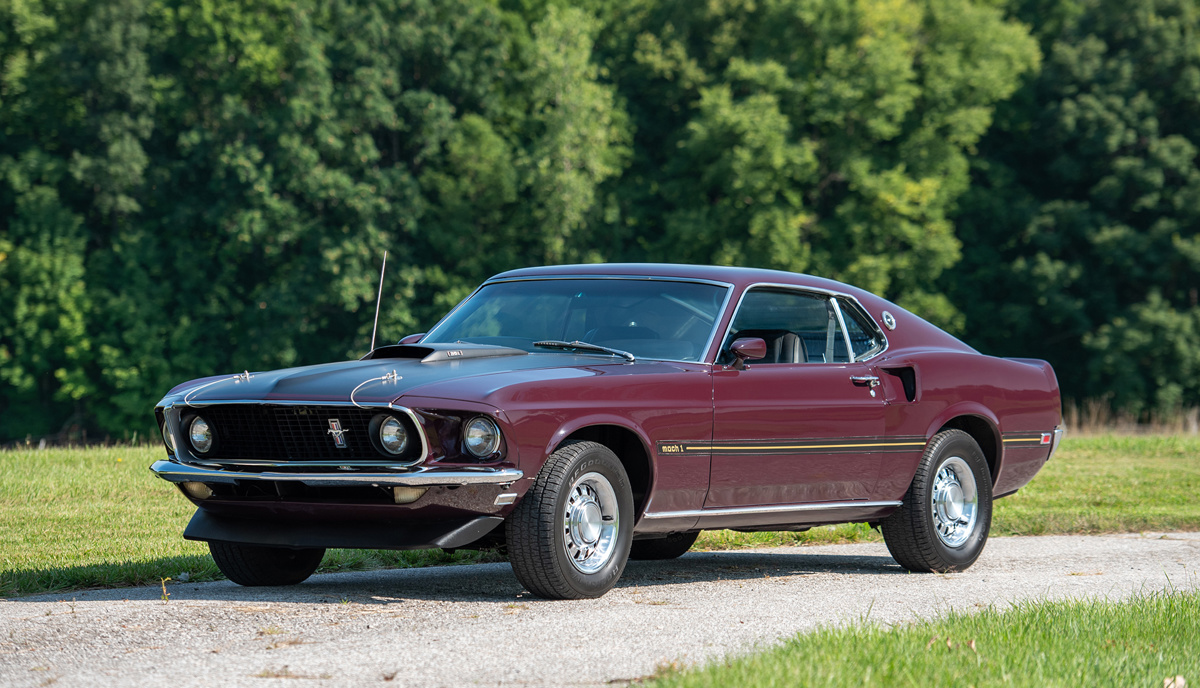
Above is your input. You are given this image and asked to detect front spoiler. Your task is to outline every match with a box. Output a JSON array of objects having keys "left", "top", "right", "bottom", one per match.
[
  {"left": 150, "top": 459, "right": 523, "bottom": 488},
  {"left": 184, "top": 509, "right": 504, "bottom": 551}
]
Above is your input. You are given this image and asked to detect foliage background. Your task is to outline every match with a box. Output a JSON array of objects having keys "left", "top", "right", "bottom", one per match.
[{"left": 1, "top": 0, "right": 1197, "bottom": 441}]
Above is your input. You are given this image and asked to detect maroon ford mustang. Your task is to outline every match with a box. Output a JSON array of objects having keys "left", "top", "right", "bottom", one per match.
[{"left": 152, "top": 264, "right": 1063, "bottom": 599}]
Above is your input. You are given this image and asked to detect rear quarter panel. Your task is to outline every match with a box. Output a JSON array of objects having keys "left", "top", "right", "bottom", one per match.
[
  {"left": 872, "top": 347, "right": 1061, "bottom": 500},
  {"left": 844, "top": 295, "right": 1061, "bottom": 499}
]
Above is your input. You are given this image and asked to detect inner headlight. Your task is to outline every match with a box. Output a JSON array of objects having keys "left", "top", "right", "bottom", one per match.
[
  {"left": 161, "top": 419, "right": 176, "bottom": 453},
  {"left": 379, "top": 416, "right": 409, "bottom": 455},
  {"left": 188, "top": 416, "right": 213, "bottom": 454},
  {"left": 463, "top": 416, "right": 501, "bottom": 457}
]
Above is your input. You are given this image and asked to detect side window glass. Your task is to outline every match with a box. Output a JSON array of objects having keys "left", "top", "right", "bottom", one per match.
[
  {"left": 724, "top": 289, "right": 845, "bottom": 364},
  {"left": 838, "top": 299, "right": 886, "bottom": 361}
]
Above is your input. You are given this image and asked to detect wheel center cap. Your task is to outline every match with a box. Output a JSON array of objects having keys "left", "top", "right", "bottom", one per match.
[
  {"left": 943, "top": 484, "right": 964, "bottom": 520},
  {"left": 575, "top": 502, "right": 602, "bottom": 543}
]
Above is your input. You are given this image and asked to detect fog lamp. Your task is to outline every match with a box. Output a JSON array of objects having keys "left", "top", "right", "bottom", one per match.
[
  {"left": 180, "top": 481, "right": 213, "bottom": 500},
  {"left": 392, "top": 486, "right": 427, "bottom": 504},
  {"left": 464, "top": 417, "right": 501, "bottom": 457}
]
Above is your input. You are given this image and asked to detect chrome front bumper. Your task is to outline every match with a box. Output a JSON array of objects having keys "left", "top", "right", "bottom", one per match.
[{"left": 150, "top": 459, "right": 523, "bottom": 488}]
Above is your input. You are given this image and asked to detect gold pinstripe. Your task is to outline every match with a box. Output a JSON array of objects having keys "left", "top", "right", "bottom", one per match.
[
  {"left": 715, "top": 441, "right": 927, "bottom": 451},
  {"left": 664, "top": 432, "right": 1055, "bottom": 454},
  {"left": 668, "top": 440, "right": 926, "bottom": 452}
]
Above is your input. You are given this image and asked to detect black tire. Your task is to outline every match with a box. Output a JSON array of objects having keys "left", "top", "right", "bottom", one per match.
[
  {"left": 208, "top": 541, "right": 325, "bottom": 586},
  {"left": 881, "top": 429, "right": 993, "bottom": 573},
  {"left": 629, "top": 531, "right": 699, "bottom": 560},
  {"left": 506, "top": 441, "right": 634, "bottom": 599}
]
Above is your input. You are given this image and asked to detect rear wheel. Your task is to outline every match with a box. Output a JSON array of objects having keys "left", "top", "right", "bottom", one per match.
[
  {"left": 208, "top": 542, "right": 325, "bottom": 586},
  {"left": 506, "top": 441, "right": 633, "bottom": 599},
  {"left": 629, "top": 531, "right": 699, "bottom": 560},
  {"left": 881, "top": 429, "right": 992, "bottom": 572}
]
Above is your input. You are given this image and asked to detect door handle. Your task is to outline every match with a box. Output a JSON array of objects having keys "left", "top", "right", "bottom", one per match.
[{"left": 850, "top": 375, "right": 881, "bottom": 397}]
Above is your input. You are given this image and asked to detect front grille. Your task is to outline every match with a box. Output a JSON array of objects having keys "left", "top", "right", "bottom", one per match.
[{"left": 190, "top": 405, "right": 421, "bottom": 463}]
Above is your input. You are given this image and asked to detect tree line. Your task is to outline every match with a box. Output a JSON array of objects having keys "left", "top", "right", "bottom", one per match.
[{"left": 1, "top": 0, "right": 1197, "bottom": 441}]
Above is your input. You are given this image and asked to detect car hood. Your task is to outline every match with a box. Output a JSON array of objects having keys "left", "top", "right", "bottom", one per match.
[{"left": 160, "top": 343, "right": 637, "bottom": 407}]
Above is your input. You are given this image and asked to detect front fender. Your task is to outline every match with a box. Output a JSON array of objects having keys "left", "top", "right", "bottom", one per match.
[{"left": 543, "top": 413, "right": 655, "bottom": 462}]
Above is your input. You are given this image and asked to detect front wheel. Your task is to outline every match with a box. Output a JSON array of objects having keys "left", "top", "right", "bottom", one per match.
[
  {"left": 881, "top": 429, "right": 993, "bottom": 573},
  {"left": 506, "top": 441, "right": 634, "bottom": 599},
  {"left": 208, "top": 542, "right": 325, "bottom": 586}
]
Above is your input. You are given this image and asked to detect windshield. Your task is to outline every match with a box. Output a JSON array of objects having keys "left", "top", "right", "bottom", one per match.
[{"left": 423, "top": 278, "right": 730, "bottom": 362}]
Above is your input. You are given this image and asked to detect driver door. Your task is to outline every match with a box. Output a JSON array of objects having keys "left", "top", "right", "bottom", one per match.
[{"left": 707, "top": 287, "right": 888, "bottom": 507}]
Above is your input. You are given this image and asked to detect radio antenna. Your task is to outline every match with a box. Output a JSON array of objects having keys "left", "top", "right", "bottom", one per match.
[{"left": 370, "top": 251, "right": 388, "bottom": 352}]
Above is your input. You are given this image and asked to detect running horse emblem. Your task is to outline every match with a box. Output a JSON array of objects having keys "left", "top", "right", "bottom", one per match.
[{"left": 327, "top": 419, "right": 349, "bottom": 448}]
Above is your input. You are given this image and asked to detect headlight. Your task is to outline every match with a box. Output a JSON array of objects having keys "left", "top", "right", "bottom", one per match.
[
  {"left": 161, "top": 419, "right": 176, "bottom": 453},
  {"left": 379, "top": 416, "right": 409, "bottom": 455},
  {"left": 463, "top": 416, "right": 501, "bottom": 457},
  {"left": 188, "top": 416, "right": 213, "bottom": 454}
]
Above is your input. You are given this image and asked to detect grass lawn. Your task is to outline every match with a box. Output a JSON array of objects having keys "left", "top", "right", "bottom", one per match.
[
  {"left": 2, "top": 434, "right": 1198, "bottom": 596},
  {"left": 645, "top": 588, "right": 1200, "bottom": 687},
  {"left": 0, "top": 445, "right": 495, "bottom": 597}
]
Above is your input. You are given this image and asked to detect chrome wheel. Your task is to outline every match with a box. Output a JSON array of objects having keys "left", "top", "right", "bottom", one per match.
[
  {"left": 931, "top": 456, "right": 978, "bottom": 548},
  {"left": 882, "top": 429, "right": 992, "bottom": 573},
  {"left": 507, "top": 440, "right": 633, "bottom": 599},
  {"left": 562, "top": 472, "right": 619, "bottom": 574}
]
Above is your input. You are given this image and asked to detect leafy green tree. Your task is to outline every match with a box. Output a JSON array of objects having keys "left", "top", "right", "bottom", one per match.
[
  {"left": 0, "top": 0, "right": 98, "bottom": 439},
  {"left": 0, "top": 154, "right": 92, "bottom": 439},
  {"left": 951, "top": 0, "right": 1200, "bottom": 414},
  {"left": 596, "top": 0, "right": 1039, "bottom": 328},
  {"left": 1, "top": 0, "right": 630, "bottom": 438},
  {"left": 28, "top": 0, "right": 1194, "bottom": 438}
]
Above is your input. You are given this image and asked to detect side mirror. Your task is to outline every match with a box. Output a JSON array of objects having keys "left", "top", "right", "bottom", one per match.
[
  {"left": 730, "top": 337, "right": 767, "bottom": 370},
  {"left": 399, "top": 333, "right": 426, "bottom": 345}
]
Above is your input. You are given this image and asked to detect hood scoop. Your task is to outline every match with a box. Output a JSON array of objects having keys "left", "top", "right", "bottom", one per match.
[{"left": 362, "top": 342, "right": 527, "bottom": 363}]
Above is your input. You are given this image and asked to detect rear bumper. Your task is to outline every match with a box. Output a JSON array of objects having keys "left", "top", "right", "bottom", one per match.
[
  {"left": 1048, "top": 426, "right": 1065, "bottom": 461},
  {"left": 150, "top": 459, "right": 523, "bottom": 487}
]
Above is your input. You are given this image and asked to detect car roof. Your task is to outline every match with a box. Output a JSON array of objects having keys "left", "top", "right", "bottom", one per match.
[
  {"left": 489, "top": 263, "right": 873, "bottom": 299},
  {"left": 485, "top": 263, "right": 976, "bottom": 356}
]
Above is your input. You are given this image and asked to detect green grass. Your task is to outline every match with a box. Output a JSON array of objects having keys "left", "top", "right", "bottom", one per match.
[
  {"left": 991, "top": 434, "right": 1200, "bottom": 535},
  {"left": 2, "top": 434, "right": 1198, "bottom": 596},
  {"left": 0, "top": 445, "right": 495, "bottom": 597},
  {"left": 694, "top": 434, "right": 1200, "bottom": 551},
  {"left": 645, "top": 588, "right": 1200, "bottom": 687}
]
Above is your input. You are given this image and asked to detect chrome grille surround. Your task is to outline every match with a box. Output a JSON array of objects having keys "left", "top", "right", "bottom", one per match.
[{"left": 161, "top": 401, "right": 429, "bottom": 469}]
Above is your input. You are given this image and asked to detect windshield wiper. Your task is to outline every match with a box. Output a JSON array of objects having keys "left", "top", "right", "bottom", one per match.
[{"left": 533, "top": 340, "right": 636, "bottom": 362}]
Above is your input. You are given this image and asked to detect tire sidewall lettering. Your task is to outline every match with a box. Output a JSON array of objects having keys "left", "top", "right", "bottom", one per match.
[
  {"left": 552, "top": 445, "right": 633, "bottom": 594},
  {"left": 924, "top": 437, "right": 991, "bottom": 568},
  {"left": 881, "top": 429, "right": 994, "bottom": 574}
]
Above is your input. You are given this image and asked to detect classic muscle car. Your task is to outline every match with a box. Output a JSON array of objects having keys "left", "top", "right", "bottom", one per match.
[{"left": 152, "top": 264, "right": 1063, "bottom": 599}]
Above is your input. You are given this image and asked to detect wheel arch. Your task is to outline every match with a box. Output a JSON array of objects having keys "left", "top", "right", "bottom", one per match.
[
  {"left": 929, "top": 406, "right": 1002, "bottom": 485},
  {"left": 554, "top": 423, "right": 653, "bottom": 520}
]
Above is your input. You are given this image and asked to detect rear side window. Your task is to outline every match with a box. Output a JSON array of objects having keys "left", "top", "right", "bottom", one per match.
[{"left": 837, "top": 298, "right": 886, "bottom": 361}]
